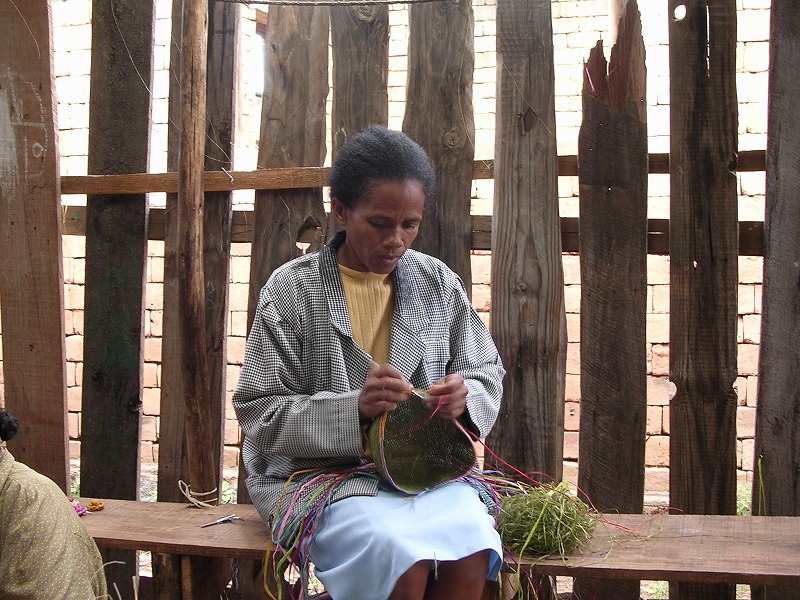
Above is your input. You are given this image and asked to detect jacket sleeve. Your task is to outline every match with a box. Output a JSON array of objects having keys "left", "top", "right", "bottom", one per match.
[
  {"left": 447, "top": 276, "right": 505, "bottom": 439},
  {"left": 233, "top": 284, "right": 364, "bottom": 461}
]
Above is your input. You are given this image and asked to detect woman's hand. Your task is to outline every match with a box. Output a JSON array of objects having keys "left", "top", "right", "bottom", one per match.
[
  {"left": 424, "top": 374, "right": 468, "bottom": 420},
  {"left": 359, "top": 363, "right": 414, "bottom": 420}
]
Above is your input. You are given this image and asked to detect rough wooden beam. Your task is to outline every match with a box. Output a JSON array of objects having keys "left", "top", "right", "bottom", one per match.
[
  {"left": 0, "top": 0, "right": 69, "bottom": 489},
  {"left": 488, "top": 0, "right": 566, "bottom": 487},
  {"left": 177, "top": 0, "right": 218, "bottom": 504},
  {"left": 752, "top": 1, "right": 800, "bottom": 598},
  {"left": 669, "top": 2, "right": 739, "bottom": 597},
  {"left": 574, "top": 3, "right": 648, "bottom": 598},
  {"left": 58, "top": 149, "right": 767, "bottom": 196},
  {"left": 404, "top": 0, "right": 475, "bottom": 292}
]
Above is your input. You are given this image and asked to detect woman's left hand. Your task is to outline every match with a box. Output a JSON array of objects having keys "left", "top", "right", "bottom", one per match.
[{"left": 424, "top": 374, "right": 468, "bottom": 420}]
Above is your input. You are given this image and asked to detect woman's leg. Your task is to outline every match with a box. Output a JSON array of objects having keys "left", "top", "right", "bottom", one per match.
[
  {"left": 425, "top": 550, "right": 490, "bottom": 600},
  {"left": 387, "top": 561, "right": 430, "bottom": 600},
  {"left": 388, "top": 551, "right": 491, "bottom": 600}
]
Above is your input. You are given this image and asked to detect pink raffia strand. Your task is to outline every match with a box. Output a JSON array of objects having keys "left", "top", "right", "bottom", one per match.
[
  {"left": 69, "top": 498, "right": 87, "bottom": 516},
  {"left": 461, "top": 423, "right": 673, "bottom": 538}
]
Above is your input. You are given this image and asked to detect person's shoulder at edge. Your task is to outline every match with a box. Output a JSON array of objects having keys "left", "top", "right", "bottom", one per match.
[
  {"left": 399, "top": 248, "right": 465, "bottom": 292},
  {"left": 253, "top": 247, "right": 328, "bottom": 330},
  {"left": 259, "top": 248, "right": 323, "bottom": 300}
]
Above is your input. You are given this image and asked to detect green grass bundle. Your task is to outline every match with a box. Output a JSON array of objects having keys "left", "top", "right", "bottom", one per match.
[{"left": 497, "top": 481, "right": 597, "bottom": 558}]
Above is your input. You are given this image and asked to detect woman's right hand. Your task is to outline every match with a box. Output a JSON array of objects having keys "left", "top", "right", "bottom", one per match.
[{"left": 359, "top": 363, "right": 413, "bottom": 420}]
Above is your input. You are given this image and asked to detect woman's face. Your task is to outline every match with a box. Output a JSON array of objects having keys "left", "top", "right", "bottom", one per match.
[{"left": 332, "top": 179, "right": 425, "bottom": 274}]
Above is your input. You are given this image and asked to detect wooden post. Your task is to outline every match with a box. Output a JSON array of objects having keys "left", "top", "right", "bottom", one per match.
[
  {"left": 327, "top": 4, "right": 388, "bottom": 238},
  {"left": 176, "top": 3, "right": 232, "bottom": 598},
  {"left": 177, "top": 0, "right": 216, "bottom": 508},
  {"left": 245, "top": 4, "right": 329, "bottom": 334},
  {"left": 153, "top": 4, "right": 190, "bottom": 596},
  {"left": 574, "top": 2, "right": 647, "bottom": 599},
  {"left": 752, "top": 1, "right": 800, "bottom": 598},
  {"left": 237, "top": 4, "right": 329, "bottom": 595},
  {"left": 0, "top": 0, "right": 68, "bottom": 489},
  {"left": 330, "top": 4, "right": 389, "bottom": 154},
  {"left": 159, "top": 0, "right": 236, "bottom": 509},
  {"left": 489, "top": 5, "right": 566, "bottom": 595},
  {"left": 80, "top": 1, "right": 155, "bottom": 595},
  {"left": 202, "top": 0, "right": 237, "bottom": 489},
  {"left": 488, "top": 0, "right": 566, "bottom": 480},
  {"left": 668, "top": 1, "right": 738, "bottom": 599},
  {"left": 403, "top": 0, "right": 475, "bottom": 294},
  {"left": 155, "top": 1, "right": 237, "bottom": 596}
]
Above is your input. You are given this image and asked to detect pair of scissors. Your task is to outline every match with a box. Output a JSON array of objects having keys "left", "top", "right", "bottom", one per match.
[{"left": 200, "top": 514, "right": 242, "bottom": 528}]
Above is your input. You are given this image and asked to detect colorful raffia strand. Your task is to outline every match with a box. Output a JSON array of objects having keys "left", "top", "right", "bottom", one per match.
[
  {"left": 266, "top": 466, "right": 381, "bottom": 599},
  {"left": 266, "top": 417, "right": 609, "bottom": 599}
]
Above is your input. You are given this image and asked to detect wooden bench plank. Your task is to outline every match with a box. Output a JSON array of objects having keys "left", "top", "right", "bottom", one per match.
[
  {"left": 523, "top": 514, "right": 800, "bottom": 587},
  {"left": 81, "top": 501, "right": 800, "bottom": 587},
  {"left": 81, "top": 499, "right": 269, "bottom": 561}
]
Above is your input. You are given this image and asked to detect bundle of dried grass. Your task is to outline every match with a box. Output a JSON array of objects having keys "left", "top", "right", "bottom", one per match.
[{"left": 497, "top": 481, "right": 597, "bottom": 558}]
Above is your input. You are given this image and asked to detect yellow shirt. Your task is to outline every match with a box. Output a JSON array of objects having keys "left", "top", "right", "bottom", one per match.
[
  {"left": 0, "top": 449, "right": 108, "bottom": 600},
  {"left": 338, "top": 264, "right": 394, "bottom": 364}
]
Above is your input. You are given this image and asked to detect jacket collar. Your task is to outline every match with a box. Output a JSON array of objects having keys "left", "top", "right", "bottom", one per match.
[{"left": 322, "top": 231, "right": 428, "bottom": 378}]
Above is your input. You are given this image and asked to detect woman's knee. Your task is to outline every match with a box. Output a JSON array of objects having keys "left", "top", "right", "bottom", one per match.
[{"left": 388, "top": 560, "right": 431, "bottom": 600}]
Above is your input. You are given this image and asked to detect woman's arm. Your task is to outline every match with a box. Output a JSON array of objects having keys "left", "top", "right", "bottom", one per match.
[
  {"left": 233, "top": 287, "right": 364, "bottom": 460},
  {"left": 426, "top": 278, "right": 505, "bottom": 438}
]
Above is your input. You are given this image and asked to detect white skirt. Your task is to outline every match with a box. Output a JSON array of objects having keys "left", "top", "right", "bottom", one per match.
[{"left": 309, "top": 481, "right": 503, "bottom": 600}]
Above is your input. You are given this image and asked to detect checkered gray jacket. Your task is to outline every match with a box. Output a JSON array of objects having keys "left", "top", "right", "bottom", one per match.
[{"left": 233, "top": 232, "right": 505, "bottom": 526}]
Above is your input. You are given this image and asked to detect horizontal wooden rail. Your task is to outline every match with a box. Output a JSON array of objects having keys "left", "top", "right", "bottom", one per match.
[
  {"left": 62, "top": 207, "right": 765, "bottom": 256},
  {"left": 59, "top": 150, "right": 766, "bottom": 195},
  {"left": 81, "top": 499, "right": 800, "bottom": 587}
]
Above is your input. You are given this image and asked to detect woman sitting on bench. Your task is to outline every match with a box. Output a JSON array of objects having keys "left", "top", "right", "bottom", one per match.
[
  {"left": 0, "top": 409, "right": 108, "bottom": 599},
  {"left": 234, "top": 125, "right": 506, "bottom": 600}
]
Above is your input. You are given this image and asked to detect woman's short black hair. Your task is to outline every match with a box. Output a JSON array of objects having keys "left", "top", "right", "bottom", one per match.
[
  {"left": 329, "top": 124, "right": 436, "bottom": 208},
  {"left": 0, "top": 411, "right": 19, "bottom": 442}
]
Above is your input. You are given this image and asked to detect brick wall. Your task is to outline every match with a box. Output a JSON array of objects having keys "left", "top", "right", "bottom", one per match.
[{"left": 4, "top": 0, "right": 771, "bottom": 497}]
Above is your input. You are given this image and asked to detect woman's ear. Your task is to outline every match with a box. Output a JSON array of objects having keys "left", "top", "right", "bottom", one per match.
[{"left": 331, "top": 198, "right": 348, "bottom": 227}]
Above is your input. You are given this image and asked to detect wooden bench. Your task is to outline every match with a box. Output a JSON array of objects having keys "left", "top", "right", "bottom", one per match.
[
  {"left": 81, "top": 499, "right": 800, "bottom": 595},
  {"left": 523, "top": 513, "right": 800, "bottom": 587},
  {"left": 81, "top": 498, "right": 269, "bottom": 562}
]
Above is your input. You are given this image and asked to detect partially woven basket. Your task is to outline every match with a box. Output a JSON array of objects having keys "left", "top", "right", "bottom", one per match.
[{"left": 369, "top": 392, "right": 477, "bottom": 494}]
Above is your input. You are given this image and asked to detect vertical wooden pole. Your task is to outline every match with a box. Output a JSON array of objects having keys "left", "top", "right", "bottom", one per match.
[
  {"left": 327, "top": 5, "right": 388, "bottom": 238},
  {"left": 202, "top": 0, "right": 237, "bottom": 491},
  {"left": 159, "top": 0, "right": 236, "bottom": 508},
  {"left": 81, "top": 2, "right": 155, "bottom": 594},
  {"left": 153, "top": 5, "right": 189, "bottom": 596},
  {"left": 236, "top": 7, "right": 329, "bottom": 594},
  {"left": 159, "top": 0, "right": 190, "bottom": 507},
  {"left": 488, "top": 3, "right": 565, "bottom": 596},
  {"left": 574, "top": 3, "right": 647, "bottom": 599},
  {"left": 156, "top": 1, "right": 237, "bottom": 596},
  {"left": 0, "top": 0, "right": 68, "bottom": 489},
  {"left": 177, "top": 0, "right": 217, "bottom": 506},
  {"left": 668, "top": 1, "right": 738, "bottom": 598},
  {"left": 245, "top": 5, "right": 329, "bottom": 337},
  {"left": 752, "top": 1, "right": 800, "bottom": 598},
  {"left": 404, "top": 0, "right": 475, "bottom": 294},
  {"left": 330, "top": 4, "right": 389, "bottom": 154},
  {"left": 176, "top": 4, "right": 231, "bottom": 598},
  {"left": 488, "top": 0, "right": 565, "bottom": 481}
]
